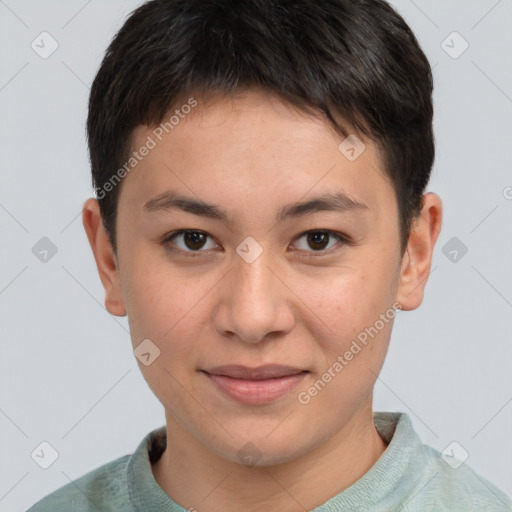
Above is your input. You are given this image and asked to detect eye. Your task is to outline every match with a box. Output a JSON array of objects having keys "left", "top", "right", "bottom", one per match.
[
  {"left": 163, "top": 230, "right": 219, "bottom": 253},
  {"left": 292, "top": 230, "right": 346, "bottom": 253}
]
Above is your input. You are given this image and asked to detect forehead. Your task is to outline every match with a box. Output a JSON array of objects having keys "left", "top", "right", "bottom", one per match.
[{"left": 120, "top": 89, "right": 395, "bottom": 221}]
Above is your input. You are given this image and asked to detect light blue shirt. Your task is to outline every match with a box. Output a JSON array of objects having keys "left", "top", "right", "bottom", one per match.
[{"left": 27, "top": 412, "right": 512, "bottom": 511}]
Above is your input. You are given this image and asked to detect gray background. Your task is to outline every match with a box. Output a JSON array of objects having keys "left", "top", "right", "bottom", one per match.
[{"left": 1, "top": 0, "right": 511, "bottom": 510}]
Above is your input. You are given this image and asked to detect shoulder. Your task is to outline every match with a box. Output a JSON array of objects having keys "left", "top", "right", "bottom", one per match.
[
  {"left": 372, "top": 412, "right": 512, "bottom": 511},
  {"left": 413, "top": 443, "right": 512, "bottom": 511},
  {"left": 26, "top": 454, "right": 132, "bottom": 512}
]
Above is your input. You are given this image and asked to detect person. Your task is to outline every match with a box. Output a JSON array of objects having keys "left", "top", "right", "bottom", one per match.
[{"left": 28, "top": 0, "right": 512, "bottom": 510}]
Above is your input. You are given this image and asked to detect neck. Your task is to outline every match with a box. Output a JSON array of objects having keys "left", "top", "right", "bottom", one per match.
[{"left": 152, "top": 403, "right": 388, "bottom": 511}]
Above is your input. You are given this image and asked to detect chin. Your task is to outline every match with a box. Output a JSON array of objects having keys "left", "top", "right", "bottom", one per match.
[{"left": 204, "top": 428, "right": 317, "bottom": 468}]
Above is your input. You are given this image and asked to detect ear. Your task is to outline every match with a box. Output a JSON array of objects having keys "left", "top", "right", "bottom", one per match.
[
  {"left": 82, "top": 198, "right": 127, "bottom": 316},
  {"left": 396, "top": 193, "right": 442, "bottom": 311}
]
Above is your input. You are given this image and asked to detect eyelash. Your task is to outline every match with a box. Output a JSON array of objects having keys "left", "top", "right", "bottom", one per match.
[{"left": 161, "top": 229, "right": 350, "bottom": 258}]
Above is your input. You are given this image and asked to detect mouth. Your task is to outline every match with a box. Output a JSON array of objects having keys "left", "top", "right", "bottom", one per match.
[{"left": 201, "top": 365, "right": 309, "bottom": 405}]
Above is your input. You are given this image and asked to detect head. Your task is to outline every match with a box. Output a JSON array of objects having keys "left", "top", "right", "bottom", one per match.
[{"left": 83, "top": 0, "right": 441, "bottom": 466}]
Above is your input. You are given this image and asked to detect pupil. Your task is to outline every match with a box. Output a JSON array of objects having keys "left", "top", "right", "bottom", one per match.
[
  {"left": 185, "top": 231, "right": 206, "bottom": 250},
  {"left": 308, "top": 232, "right": 329, "bottom": 250}
]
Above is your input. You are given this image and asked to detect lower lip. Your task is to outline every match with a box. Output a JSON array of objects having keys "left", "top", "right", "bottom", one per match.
[{"left": 204, "top": 371, "right": 308, "bottom": 405}]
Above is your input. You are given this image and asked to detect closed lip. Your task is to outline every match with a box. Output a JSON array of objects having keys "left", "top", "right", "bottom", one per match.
[{"left": 202, "top": 365, "right": 308, "bottom": 380}]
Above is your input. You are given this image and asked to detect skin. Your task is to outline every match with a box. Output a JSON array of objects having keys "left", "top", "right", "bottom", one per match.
[{"left": 83, "top": 88, "right": 442, "bottom": 511}]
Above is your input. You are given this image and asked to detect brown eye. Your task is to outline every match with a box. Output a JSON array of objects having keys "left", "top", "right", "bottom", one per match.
[
  {"left": 183, "top": 231, "right": 207, "bottom": 250},
  {"left": 293, "top": 230, "right": 345, "bottom": 253},
  {"left": 307, "top": 232, "right": 330, "bottom": 250},
  {"left": 165, "top": 230, "right": 219, "bottom": 252}
]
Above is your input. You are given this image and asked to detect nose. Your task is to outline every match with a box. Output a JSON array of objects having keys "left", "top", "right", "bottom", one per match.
[{"left": 213, "top": 250, "right": 295, "bottom": 344}]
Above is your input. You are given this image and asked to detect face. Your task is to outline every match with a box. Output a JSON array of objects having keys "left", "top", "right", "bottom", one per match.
[{"left": 85, "top": 89, "right": 436, "bottom": 466}]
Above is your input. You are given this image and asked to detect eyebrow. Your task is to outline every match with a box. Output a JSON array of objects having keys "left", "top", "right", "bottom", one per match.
[{"left": 143, "top": 190, "right": 369, "bottom": 222}]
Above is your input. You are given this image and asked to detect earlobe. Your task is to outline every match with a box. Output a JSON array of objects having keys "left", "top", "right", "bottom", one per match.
[
  {"left": 396, "top": 193, "right": 442, "bottom": 311},
  {"left": 82, "top": 198, "right": 127, "bottom": 317}
]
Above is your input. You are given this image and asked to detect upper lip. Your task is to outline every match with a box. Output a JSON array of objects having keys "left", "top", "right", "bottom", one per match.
[{"left": 203, "top": 365, "right": 307, "bottom": 380}]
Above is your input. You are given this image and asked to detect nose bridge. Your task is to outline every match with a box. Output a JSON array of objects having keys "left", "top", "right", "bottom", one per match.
[
  {"left": 234, "top": 251, "right": 272, "bottom": 302},
  {"left": 214, "top": 246, "right": 294, "bottom": 343}
]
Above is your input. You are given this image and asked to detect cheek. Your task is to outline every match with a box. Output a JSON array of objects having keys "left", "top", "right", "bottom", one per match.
[
  {"left": 120, "top": 257, "right": 194, "bottom": 345},
  {"left": 297, "top": 277, "right": 397, "bottom": 413},
  {"left": 308, "top": 266, "right": 397, "bottom": 336},
  {"left": 122, "top": 264, "right": 209, "bottom": 401},
  {"left": 301, "top": 256, "right": 399, "bottom": 372},
  {"left": 121, "top": 258, "right": 219, "bottom": 375}
]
